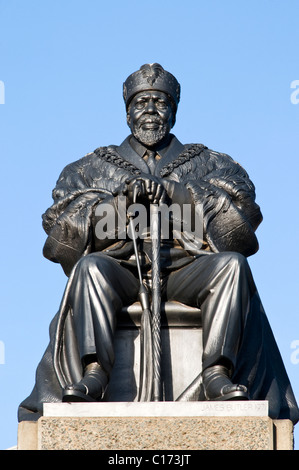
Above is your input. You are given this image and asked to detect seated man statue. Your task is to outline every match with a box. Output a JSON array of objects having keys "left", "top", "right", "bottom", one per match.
[{"left": 18, "top": 63, "right": 299, "bottom": 424}]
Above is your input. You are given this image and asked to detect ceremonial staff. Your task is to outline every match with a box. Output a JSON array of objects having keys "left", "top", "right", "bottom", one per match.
[
  {"left": 150, "top": 203, "right": 162, "bottom": 401},
  {"left": 128, "top": 184, "right": 153, "bottom": 401},
  {"left": 128, "top": 182, "right": 162, "bottom": 401}
]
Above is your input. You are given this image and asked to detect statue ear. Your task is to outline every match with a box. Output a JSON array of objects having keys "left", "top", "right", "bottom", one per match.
[
  {"left": 171, "top": 114, "right": 176, "bottom": 128},
  {"left": 126, "top": 111, "right": 131, "bottom": 128},
  {"left": 168, "top": 98, "right": 177, "bottom": 128}
]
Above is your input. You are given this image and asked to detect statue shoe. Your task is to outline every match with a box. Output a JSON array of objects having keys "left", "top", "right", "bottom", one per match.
[
  {"left": 62, "top": 362, "right": 108, "bottom": 403},
  {"left": 201, "top": 365, "right": 249, "bottom": 401}
]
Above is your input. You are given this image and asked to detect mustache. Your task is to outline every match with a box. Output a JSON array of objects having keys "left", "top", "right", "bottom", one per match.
[{"left": 138, "top": 115, "right": 163, "bottom": 126}]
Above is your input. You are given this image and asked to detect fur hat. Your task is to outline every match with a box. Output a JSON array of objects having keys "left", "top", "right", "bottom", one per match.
[{"left": 123, "top": 63, "right": 181, "bottom": 110}]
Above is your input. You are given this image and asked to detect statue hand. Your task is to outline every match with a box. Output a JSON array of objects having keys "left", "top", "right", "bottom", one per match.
[
  {"left": 118, "top": 176, "right": 167, "bottom": 204},
  {"left": 162, "top": 179, "right": 192, "bottom": 205}
]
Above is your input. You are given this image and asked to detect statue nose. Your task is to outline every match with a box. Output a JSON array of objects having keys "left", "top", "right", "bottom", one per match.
[{"left": 145, "top": 100, "right": 156, "bottom": 113}]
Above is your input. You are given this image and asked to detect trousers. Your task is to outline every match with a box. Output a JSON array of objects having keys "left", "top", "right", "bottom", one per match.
[
  {"left": 68, "top": 250, "right": 257, "bottom": 376},
  {"left": 18, "top": 249, "right": 299, "bottom": 423}
]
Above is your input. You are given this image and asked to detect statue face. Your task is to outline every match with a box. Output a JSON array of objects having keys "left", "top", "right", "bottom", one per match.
[{"left": 127, "top": 90, "right": 175, "bottom": 147}]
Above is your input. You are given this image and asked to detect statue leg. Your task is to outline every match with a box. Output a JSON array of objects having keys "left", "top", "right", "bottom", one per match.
[
  {"left": 62, "top": 252, "right": 140, "bottom": 402},
  {"left": 166, "top": 251, "right": 256, "bottom": 400}
]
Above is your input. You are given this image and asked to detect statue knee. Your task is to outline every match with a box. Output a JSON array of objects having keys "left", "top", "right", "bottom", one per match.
[
  {"left": 74, "top": 253, "right": 112, "bottom": 276},
  {"left": 224, "top": 252, "right": 253, "bottom": 284},
  {"left": 217, "top": 251, "right": 249, "bottom": 275},
  {"left": 227, "top": 251, "right": 247, "bottom": 266}
]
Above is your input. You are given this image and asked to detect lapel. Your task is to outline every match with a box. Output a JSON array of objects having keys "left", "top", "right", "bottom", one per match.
[
  {"left": 115, "top": 136, "right": 150, "bottom": 174},
  {"left": 115, "top": 134, "right": 187, "bottom": 177},
  {"left": 154, "top": 134, "right": 185, "bottom": 177}
]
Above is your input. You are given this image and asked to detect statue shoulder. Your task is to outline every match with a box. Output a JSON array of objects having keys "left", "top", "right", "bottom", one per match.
[
  {"left": 52, "top": 144, "right": 141, "bottom": 201},
  {"left": 57, "top": 148, "right": 105, "bottom": 178},
  {"left": 187, "top": 145, "right": 256, "bottom": 198},
  {"left": 160, "top": 142, "right": 238, "bottom": 178},
  {"left": 57, "top": 143, "right": 142, "bottom": 179},
  {"left": 192, "top": 145, "right": 250, "bottom": 177},
  {"left": 192, "top": 145, "right": 234, "bottom": 167},
  {"left": 51, "top": 148, "right": 107, "bottom": 200},
  {"left": 55, "top": 144, "right": 130, "bottom": 184}
]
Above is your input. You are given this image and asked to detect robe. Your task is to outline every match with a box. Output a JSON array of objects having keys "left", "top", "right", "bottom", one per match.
[{"left": 18, "top": 134, "right": 299, "bottom": 424}]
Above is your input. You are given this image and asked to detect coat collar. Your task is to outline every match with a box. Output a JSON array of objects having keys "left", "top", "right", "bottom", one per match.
[{"left": 115, "top": 134, "right": 186, "bottom": 176}]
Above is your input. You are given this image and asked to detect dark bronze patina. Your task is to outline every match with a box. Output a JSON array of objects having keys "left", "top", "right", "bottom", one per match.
[{"left": 18, "top": 64, "right": 299, "bottom": 424}]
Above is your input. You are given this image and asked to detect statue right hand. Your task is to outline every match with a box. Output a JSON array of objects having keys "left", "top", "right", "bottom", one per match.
[{"left": 114, "top": 176, "right": 167, "bottom": 205}]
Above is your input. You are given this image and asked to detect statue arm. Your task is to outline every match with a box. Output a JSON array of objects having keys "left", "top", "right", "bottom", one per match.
[
  {"left": 42, "top": 155, "right": 115, "bottom": 275},
  {"left": 42, "top": 190, "right": 111, "bottom": 276},
  {"left": 181, "top": 153, "right": 263, "bottom": 256}
]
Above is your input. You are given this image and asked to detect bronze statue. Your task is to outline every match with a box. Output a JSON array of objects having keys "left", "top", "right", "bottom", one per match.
[{"left": 19, "top": 64, "right": 299, "bottom": 423}]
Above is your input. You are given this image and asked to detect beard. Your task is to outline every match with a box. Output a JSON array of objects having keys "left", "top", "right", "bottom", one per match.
[{"left": 131, "top": 120, "right": 171, "bottom": 147}]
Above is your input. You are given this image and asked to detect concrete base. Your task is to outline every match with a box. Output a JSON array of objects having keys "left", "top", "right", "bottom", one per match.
[{"left": 17, "top": 402, "right": 294, "bottom": 450}]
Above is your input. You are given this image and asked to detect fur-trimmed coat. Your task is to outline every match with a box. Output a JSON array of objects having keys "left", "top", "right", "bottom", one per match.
[
  {"left": 42, "top": 134, "right": 262, "bottom": 276},
  {"left": 18, "top": 135, "right": 299, "bottom": 424}
]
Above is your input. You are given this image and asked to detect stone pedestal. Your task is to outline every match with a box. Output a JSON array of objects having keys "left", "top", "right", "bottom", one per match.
[
  {"left": 106, "top": 302, "right": 203, "bottom": 401},
  {"left": 16, "top": 305, "right": 296, "bottom": 451},
  {"left": 17, "top": 401, "right": 294, "bottom": 450}
]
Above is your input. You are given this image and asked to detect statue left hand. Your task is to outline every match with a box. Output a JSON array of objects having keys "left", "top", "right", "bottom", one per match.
[{"left": 121, "top": 175, "right": 168, "bottom": 204}]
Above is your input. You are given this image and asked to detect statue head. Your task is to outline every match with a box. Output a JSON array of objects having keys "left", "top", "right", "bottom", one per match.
[
  {"left": 123, "top": 63, "right": 181, "bottom": 111},
  {"left": 123, "top": 64, "right": 181, "bottom": 147}
]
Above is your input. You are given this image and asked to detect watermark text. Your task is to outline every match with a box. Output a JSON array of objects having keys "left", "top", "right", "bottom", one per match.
[
  {"left": 290, "top": 340, "right": 299, "bottom": 364},
  {"left": 290, "top": 80, "right": 299, "bottom": 104},
  {"left": 94, "top": 198, "right": 204, "bottom": 251}
]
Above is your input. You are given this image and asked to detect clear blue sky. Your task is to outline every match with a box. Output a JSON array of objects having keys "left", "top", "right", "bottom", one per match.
[{"left": 0, "top": 0, "right": 299, "bottom": 450}]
